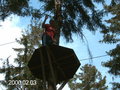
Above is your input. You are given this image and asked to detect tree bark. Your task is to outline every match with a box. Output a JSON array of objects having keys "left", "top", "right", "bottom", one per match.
[{"left": 54, "top": 0, "right": 62, "bottom": 45}]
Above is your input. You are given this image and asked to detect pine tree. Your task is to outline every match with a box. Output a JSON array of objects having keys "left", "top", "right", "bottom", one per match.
[
  {"left": 0, "top": 19, "right": 44, "bottom": 89},
  {"left": 100, "top": 1, "right": 120, "bottom": 89},
  {"left": 39, "top": 0, "right": 107, "bottom": 44},
  {"left": 68, "top": 64, "right": 108, "bottom": 90},
  {"left": 111, "top": 82, "right": 120, "bottom": 90},
  {"left": 0, "top": 0, "right": 108, "bottom": 44},
  {"left": 0, "top": 0, "right": 30, "bottom": 20},
  {"left": 1, "top": 0, "right": 119, "bottom": 89}
]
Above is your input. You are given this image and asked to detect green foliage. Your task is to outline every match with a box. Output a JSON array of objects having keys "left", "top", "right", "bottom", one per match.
[
  {"left": 68, "top": 64, "right": 108, "bottom": 90},
  {"left": 0, "top": 0, "right": 30, "bottom": 20},
  {"left": 101, "top": 1, "right": 120, "bottom": 76},
  {"left": 111, "top": 82, "right": 120, "bottom": 90},
  {"left": 1, "top": 0, "right": 107, "bottom": 42},
  {"left": 101, "top": 2, "right": 120, "bottom": 43},
  {"left": 44, "top": 0, "right": 55, "bottom": 11},
  {"left": 100, "top": 34, "right": 120, "bottom": 44},
  {"left": 100, "top": 1, "right": 120, "bottom": 89},
  {"left": 0, "top": 20, "right": 44, "bottom": 89},
  {"left": 56, "top": 0, "right": 106, "bottom": 41},
  {"left": 103, "top": 44, "right": 120, "bottom": 76}
]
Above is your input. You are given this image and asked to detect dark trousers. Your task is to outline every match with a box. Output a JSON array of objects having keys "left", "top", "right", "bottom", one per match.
[{"left": 42, "top": 34, "right": 53, "bottom": 46}]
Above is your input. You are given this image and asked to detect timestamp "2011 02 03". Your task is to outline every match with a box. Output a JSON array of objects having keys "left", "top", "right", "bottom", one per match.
[{"left": 8, "top": 80, "right": 37, "bottom": 86}]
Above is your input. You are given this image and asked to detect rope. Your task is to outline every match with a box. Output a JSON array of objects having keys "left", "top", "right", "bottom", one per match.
[
  {"left": 0, "top": 41, "right": 16, "bottom": 46},
  {"left": 80, "top": 55, "right": 108, "bottom": 61},
  {"left": 0, "top": 41, "right": 109, "bottom": 61}
]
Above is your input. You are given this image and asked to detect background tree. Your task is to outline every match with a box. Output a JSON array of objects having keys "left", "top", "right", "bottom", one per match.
[
  {"left": 40, "top": 0, "right": 107, "bottom": 44},
  {"left": 0, "top": 0, "right": 108, "bottom": 43},
  {"left": 0, "top": 19, "right": 44, "bottom": 89},
  {"left": 100, "top": 1, "right": 120, "bottom": 89},
  {"left": 1, "top": 0, "right": 119, "bottom": 89},
  {"left": 68, "top": 64, "right": 108, "bottom": 90},
  {"left": 0, "top": 0, "right": 30, "bottom": 20}
]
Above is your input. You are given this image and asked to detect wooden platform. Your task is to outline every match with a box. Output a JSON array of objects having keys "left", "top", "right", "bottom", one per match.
[{"left": 28, "top": 45, "right": 80, "bottom": 83}]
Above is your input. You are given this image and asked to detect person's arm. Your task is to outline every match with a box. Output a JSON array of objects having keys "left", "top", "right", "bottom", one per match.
[{"left": 42, "top": 15, "right": 48, "bottom": 28}]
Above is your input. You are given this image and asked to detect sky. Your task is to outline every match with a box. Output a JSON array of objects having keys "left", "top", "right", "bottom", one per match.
[
  {"left": 60, "top": 29, "right": 119, "bottom": 90},
  {"left": 0, "top": 15, "right": 119, "bottom": 90},
  {"left": 0, "top": 15, "right": 22, "bottom": 66},
  {"left": 0, "top": 16, "right": 22, "bottom": 90},
  {"left": 0, "top": 0, "right": 120, "bottom": 90}
]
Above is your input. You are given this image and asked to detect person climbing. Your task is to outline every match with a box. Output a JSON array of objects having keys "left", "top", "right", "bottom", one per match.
[
  {"left": 42, "top": 15, "right": 58, "bottom": 90},
  {"left": 42, "top": 15, "right": 57, "bottom": 46}
]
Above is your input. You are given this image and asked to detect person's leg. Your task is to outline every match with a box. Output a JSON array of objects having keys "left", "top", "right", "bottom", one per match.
[
  {"left": 42, "top": 34, "right": 54, "bottom": 46},
  {"left": 42, "top": 33, "right": 46, "bottom": 46},
  {"left": 46, "top": 35, "right": 53, "bottom": 45}
]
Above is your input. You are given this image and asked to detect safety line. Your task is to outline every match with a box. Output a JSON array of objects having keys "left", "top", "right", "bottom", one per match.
[
  {"left": 80, "top": 55, "right": 109, "bottom": 61},
  {"left": 0, "top": 41, "right": 16, "bottom": 46}
]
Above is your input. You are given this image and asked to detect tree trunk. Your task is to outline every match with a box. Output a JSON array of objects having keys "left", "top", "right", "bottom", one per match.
[{"left": 54, "top": 0, "right": 62, "bottom": 45}]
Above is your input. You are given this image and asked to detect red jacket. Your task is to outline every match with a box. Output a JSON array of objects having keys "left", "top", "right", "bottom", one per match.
[{"left": 44, "top": 24, "right": 56, "bottom": 40}]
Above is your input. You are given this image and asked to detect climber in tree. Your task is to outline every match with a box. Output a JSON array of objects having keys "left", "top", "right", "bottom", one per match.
[
  {"left": 42, "top": 15, "right": 57, "bottom": 90},
  {"left": 42, "top": 15, "right": 57, "bottom": 46}
]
